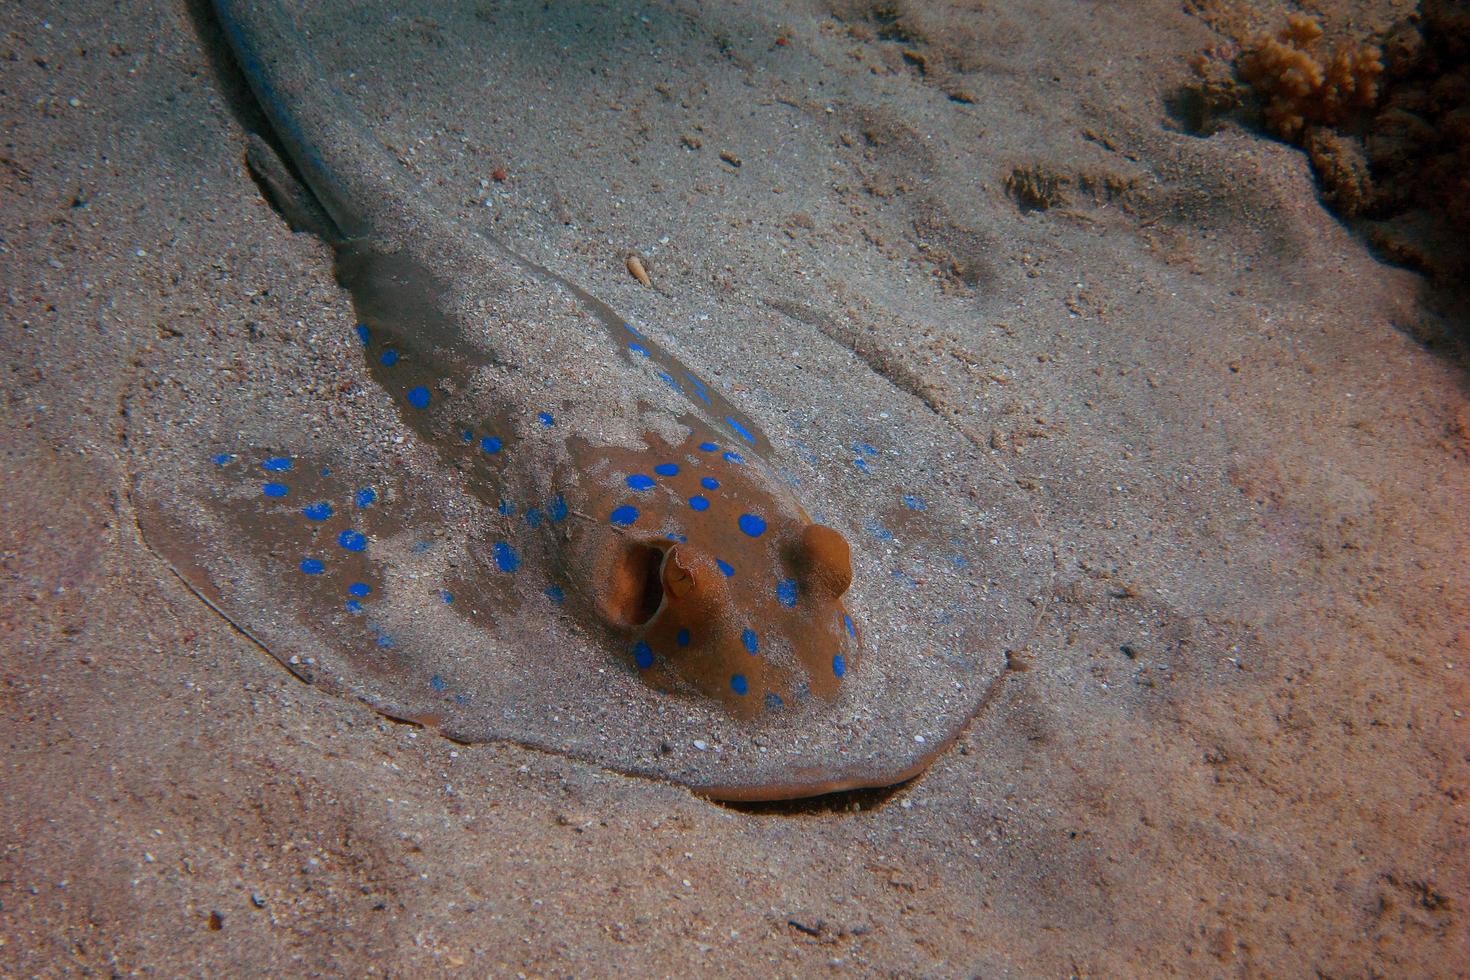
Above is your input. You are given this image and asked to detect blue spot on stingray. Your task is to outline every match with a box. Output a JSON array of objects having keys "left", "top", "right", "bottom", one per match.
[
  {"left": 548, "top": 495, "right": 568, "bottom": 522},
  {"left": 844, "top": 613, "right": 855, "bottom": 637},
  {"left": 303, "top": 502, "right": 333, "bottom": 521},
  {"left": 629, "top": 342, "right": 650, "bottom": 358},
  {"left": 701, "top": 476, "right": 719, "bottom": 490},
  {"left": 738, "top": 514, "right": 767, "bottom": 538},
  {"left": 493, "top": 542, "right": 520, "bottom": 572},
  {"left": 833, "top": 654, "right": 846, "bottom": 678},
  {"left": 902, "top": 494, "right": 928, "bottom": 511},
  {"left": 440, "top": 590, "right": 454, "bottom": 604},
  {"left": 480, "top": 436, "right": 502, "bottom": 454},
  {"left": 624, "top": 322, "right": 643, "bottom": 338},
  {"left": 262, "top": 457, "right": 292, "bottom": 472},
  {"left": 853, "top": 458, "right": 870, "bottom": 473},
  {"left": 348, "top": 582, "right": 371, "bottom": 598},
  {"left": 355, "top": 324, "right": 370, "bottom": 345},
  {"left": 722, "top": 451, "right": 745, "bottom": 465},
  {"left": 380, "top": 349, "right": 399, "bottom": 367},
  {"left": 676, "top": 628, "right": 690, "bottom": 647},
  {"left": 462, "top": 430, "right": 474, "bottom": 443},
  {"left": 355, "top": 488, "right": 376, "bottom": 508},
  {"left": 544, "top": 585, "right": 566, "bottom": 605},
  {"left": 658, "top": 371, "right": 680, "bottom": 391},
  {"left": 764, "top": 692, "right": 785, "bottom": 710},
  {"left": 716, "top": 558, "right": 734, "bottom": 577},
  {"left": 892, "top": 569, "right": 918, "bottom": 588},
  {"left": 262, "top": 482, "right": 289, "bottom": 498},
  {"left": 776, "top": 579, "right": 798, "bottom": 608},
  {"left": 299, "top": 558, "right": 324, "bottom": 575},
  {"left": 726, "top": 416, "right": 755, "bottom": 444},
  {"left": 374, "top": 630, "right": 395, "bottom": 649},
  {"left": 699, "top": 441, "right": 719, "bottom": 452},
  {"left": 951, "top": 554, "right": 970, "bottom": 569},
  {"left": 345, "top": 599, "right": 363, "bottom": 613},
  {"left": 412, "top": 540, "right": 432, "bottom": 554},
  {"left": 210, "top": 453, "right": 233, "bottom": 465},
  {"left": 688, "top": 495, "right": 710, "bottom": 512},
  {"left": 864, "top": 519, "right": 893, "bottom": 541},
  {"left": 856, "top": 443, "right": 878, "bottom": 457},
  {"left": 666, "top": 532, "right": 688, "bottom": 543},
  {"left": 525, "top": 508, "right": 543, "bottom": 528},
  {"left": 633, "top": 641, "right": 654, "bottom": 670},
  {"left": 626, "top": 474, "right": 655, "bottom": 491},
  {"left": 654, "top": 463, "right": 679, "bottom": 477},
  {"left": 499, "top": 499, "right": 515, "bottom": 516},
  {"left": 430, "top": 675, "right": 447, "bottom": 693},
  {"left": 406, "top": 386, "right": 431, "bottom": 409},
  {"left": 730, "top": 674, "right": 748, "bottom": 695},
  {"left": 610, "top": 505, "right": 639, "bottom": 527},
  {"left": 338, "top": 529, "right": 367, "bottom": 552},
  {"left": 538, "top": 412, "right": 555, "bottom": 427},
  {"left": 742, "top": 629, "right": 759, "bottom": 654},
  {"left": 319, "top": 467, "right": 331, "bottom": 477}
]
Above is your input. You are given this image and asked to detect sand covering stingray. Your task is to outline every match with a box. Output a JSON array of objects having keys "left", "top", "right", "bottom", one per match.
[{"left": 128, "top": 0, "right": 1050, "bottom": 800}]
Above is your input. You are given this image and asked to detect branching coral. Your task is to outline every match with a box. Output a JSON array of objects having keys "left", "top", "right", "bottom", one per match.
[
  {"left": 1184, "top": 5, "right": 1470, "bottom": 284},
  {"left": 1237, "top": 14, "right": 1384, "bottom": 141}
]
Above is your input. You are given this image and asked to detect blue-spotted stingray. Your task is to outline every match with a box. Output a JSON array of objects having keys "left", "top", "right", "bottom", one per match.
[{"left": 130, "top": 0, "right": 1049, "bottom": 800}]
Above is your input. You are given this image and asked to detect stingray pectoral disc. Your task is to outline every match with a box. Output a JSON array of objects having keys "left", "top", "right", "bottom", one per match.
[{"left": 131, "top": 319, "right": 1048, "bottom": 801}]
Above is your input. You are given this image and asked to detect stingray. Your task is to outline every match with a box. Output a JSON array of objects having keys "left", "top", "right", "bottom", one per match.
[{"left": 130, "top": 0, "right": 1050, "bottom": 800}]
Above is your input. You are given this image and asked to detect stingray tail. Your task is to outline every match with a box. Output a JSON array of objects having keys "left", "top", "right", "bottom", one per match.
[{"left": 213, "top": 0, "right": 396, "bottom": 242}]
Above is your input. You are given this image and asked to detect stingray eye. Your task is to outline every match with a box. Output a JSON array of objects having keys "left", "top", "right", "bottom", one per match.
[
  {"left": 603, "top": 541, "right": 666, "bottom": 628},
  {"left": 661, "top": 544, "right": 699, "bottom": 600},
  {"left": 795, "top": 524, "right": 853, "bottom": 598}
]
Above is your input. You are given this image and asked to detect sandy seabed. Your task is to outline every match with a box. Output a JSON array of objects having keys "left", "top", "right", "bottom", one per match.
[{"left": 2, "top": 0, "right": 1466, "bottom": 974}]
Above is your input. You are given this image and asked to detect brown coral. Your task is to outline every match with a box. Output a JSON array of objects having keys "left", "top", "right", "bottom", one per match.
[
  {"left": 1303, "top": 126, "right": 1373, "bottom": 217},
  {"left": 1217, "top": 8, "right": 1470, "bottom": 285},
  {"left": 1358, "top": 0, "right": 1470, "bottom": 281},
  {"left": 1238, "top": 15, "right": 1383, "bottom": 140}
]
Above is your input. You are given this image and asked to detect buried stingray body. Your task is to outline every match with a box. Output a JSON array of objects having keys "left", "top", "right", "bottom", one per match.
[
  {"left": 132, "top": 0, "right": 1049, "bottom": 800},
  {"left": 216, "top": 0, "right": 860, "bottom": 719}
]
